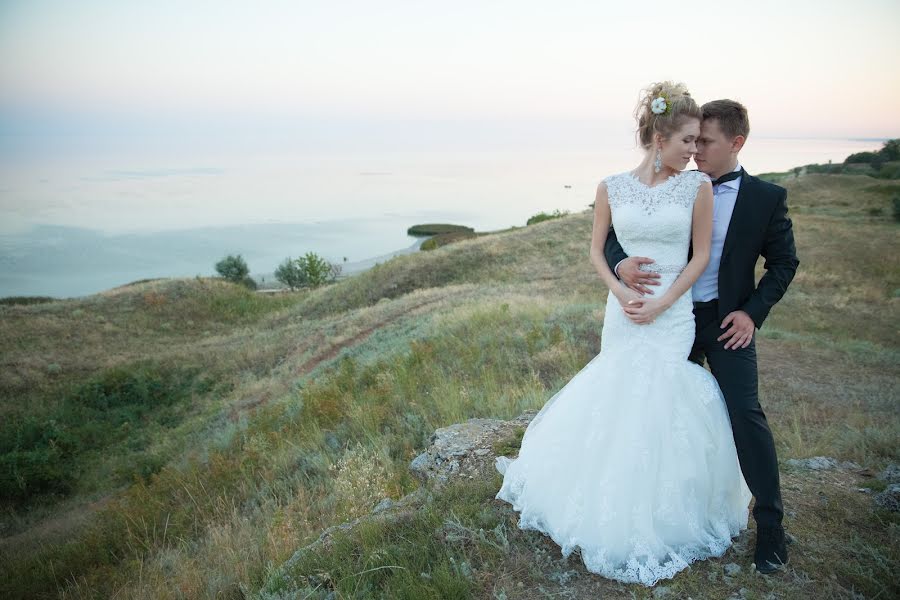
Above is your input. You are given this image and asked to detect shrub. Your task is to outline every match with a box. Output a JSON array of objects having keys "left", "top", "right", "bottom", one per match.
[
  {"left": 0, "top": 363, "right": 210, "bottom": 504},
  {"left": 214, "top": 254, "right": 258, "bottom": 289},
  {"left": 845, "top": 138, "right": 900, "bottom": 165},
  {"left": 0, "top": 296, "right": 57, "bottom": 306},
  {"left": 276, "top": 252, "right": 341, "bottom": 289},
  {"left": 882, "top": 139, "right": 900, "bottom": 161},
  {"left": 845, "top": 151, "right": 879, "bottom": 164},
  {"left": 215, "top": 254, "right": 249, "bottom": 282},
  {"left": 275, "top": 257, "right": 306, "bottom": 290},
  {"left": 526, "top": 208, "right": 569, "bottom": 226}
]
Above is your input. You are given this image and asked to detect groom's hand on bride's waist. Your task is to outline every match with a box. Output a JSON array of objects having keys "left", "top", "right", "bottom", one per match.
[
  {"left": 615, "top": 256, "right": 661, "bottom": 296},
  {"left": 718, "top": 310, "right": 755, "bottom": 350}
]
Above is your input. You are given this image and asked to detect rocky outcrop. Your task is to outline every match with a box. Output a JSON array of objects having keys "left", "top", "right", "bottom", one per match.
[
  {"left": 874, "top": 462, "right": 900, "bottom": 512},
  {"left": 786, "top": 456, "right": 900, "bottom": 513},
  {"left": 785, "top": 456, "right": 861, "bottom": 471},
  {"left": 409, "top": 410, "right": 537, "bottom": 488}
]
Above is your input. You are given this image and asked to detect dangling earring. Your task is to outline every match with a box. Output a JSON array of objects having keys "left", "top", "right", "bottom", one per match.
[{"left": 654, "top": 147, "right": 662, "bottom": 173}]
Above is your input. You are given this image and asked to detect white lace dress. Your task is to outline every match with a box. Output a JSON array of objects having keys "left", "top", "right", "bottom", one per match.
[{"left": 495, "top": 169, "right": 752, "bottom": 586}]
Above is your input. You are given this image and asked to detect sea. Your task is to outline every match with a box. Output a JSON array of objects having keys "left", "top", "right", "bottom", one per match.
[{"left": 0, "top": 135, "right": 884, "bottom": 299}]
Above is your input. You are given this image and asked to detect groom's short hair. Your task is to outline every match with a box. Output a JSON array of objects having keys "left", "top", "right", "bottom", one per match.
[{"left": 701, "top": 100, "right": 750, "bottom": 140}]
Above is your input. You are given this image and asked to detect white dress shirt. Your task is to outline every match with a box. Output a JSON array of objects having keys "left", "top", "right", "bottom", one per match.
[
  {"left": 692, "top": 163, "right": 742, "bottom": 302},
  {"left": 614, "top": 163, "right": 743, "bottom": 303}
]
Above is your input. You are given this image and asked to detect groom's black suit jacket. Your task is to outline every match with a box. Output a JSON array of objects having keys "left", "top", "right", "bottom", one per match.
[{"left": 603, "top": 168, "right": 799, "bottom": 329}]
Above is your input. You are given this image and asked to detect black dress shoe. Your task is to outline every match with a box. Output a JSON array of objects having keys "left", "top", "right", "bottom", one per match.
[{"left": 754, "top": 525, "right": 789, "bottom": 574}]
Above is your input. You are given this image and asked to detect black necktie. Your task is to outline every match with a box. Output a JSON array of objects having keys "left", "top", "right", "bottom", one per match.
[{"left": 711, "top": 169, "right": 742, "bottom": 186}]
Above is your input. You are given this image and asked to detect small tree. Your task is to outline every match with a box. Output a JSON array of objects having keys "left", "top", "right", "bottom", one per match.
[
  {"left": 275, "top": 257, "right": 306, "bottom": 291},
  {"left": 215, "top": 254, "right": 249, "bottom": 283},
  {"left": 881, "top": 139, "right": 900, "bottom": 161},
  {"left": 276, "top": 252, "right": 342, "bottom": 290},
  {"left": 299, "top": 251, "right": 335, "bottom": 287},
  {"left": 215, "top": 254, "right": 256, "bottom": 289}
]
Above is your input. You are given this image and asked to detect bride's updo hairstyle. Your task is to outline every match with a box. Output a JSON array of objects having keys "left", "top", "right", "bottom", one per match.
[{"left": 634, "top": 81, "right": 702, "bottom": 150}]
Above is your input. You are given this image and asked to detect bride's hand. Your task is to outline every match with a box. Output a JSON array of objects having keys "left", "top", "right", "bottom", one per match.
[
  {"left": 623, "top": 297, "right": 671, "bottom": 325},
  {"left": 612, "top": 282, "right": 643, "bottom": 307}
]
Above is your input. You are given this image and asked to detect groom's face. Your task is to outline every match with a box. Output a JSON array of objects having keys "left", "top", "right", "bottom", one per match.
[{"left": 694, "top": 118, "right": 738, "bottom": 177}]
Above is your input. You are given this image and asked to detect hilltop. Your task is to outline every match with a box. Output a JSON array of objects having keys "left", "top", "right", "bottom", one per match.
[{"left": 1, "top": 161, "right": 898, "bottom": 599}]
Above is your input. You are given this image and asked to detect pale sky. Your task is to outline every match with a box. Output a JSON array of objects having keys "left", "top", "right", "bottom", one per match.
[{"left": 1, "top": 0, "right": 898, "bottom": 152}]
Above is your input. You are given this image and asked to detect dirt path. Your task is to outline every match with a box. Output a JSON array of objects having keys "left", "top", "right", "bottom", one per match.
[{"left": 294, "top": 297, "right": 442, "bottom": 378}]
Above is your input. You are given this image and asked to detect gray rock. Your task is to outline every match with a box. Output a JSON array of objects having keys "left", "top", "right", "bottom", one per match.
[
  {"left": 732, "top": 529, "right": 752, "bottom": 553},
  {"left": 372, "top": 497, "right": 394, "bottom": 513},
  {"left": 652, "top": 586, "right": 672, "bottom": 598},
  {"left": 878, "top": 463, "right": 900, "bottom": 483},
  {"left": 785, "top": 456, "right": 861, "bottom": 470},
  {"left": 408, "top": 410, "right": 537, "bottom": 488},
  {"left": 873, "top": 483, "right": 900, "bottom": 512},
  {"left": 409, "top": 452, "right": 431, "bottom": 473},
  {"left": 723, "top": 562, "right": 742, "bottom": 576}
]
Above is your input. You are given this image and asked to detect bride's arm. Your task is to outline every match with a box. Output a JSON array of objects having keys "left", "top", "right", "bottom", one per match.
[
  {"left": 589, "top": 182, "right": 643, "bottom": 305},
  {"left": 623, "top": 181, "right": 713, "bottom": 324}
]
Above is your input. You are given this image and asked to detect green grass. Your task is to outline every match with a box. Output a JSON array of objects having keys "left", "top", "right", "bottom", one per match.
[{"left": 260, "top": 478, "right": 502, "bottom": 600}]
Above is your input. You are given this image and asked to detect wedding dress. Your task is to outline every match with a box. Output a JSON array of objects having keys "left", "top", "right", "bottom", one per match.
[{"left": 495, "top": 169, "right": 752, "bottom": 586}]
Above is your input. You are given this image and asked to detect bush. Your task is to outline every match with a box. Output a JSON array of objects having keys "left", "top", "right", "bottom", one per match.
[
  {"left": 0, "top": 363, "right": 210, "bottom": 504},
  {"left": 0, "top": 296, "right": 57, "bottom": 306},
  {"left": 275, "top": 257, "right": 306, "bottom": 290},
  {"left": 275, "top": 252, "right": 341, "bottom": 289},
  {"left": 215, "top": 254, "right": 249, "bottom": 282},
  {"left": 845, "top": 151, "right": 879, "bottom": 164},
  {"left": 882, "top": 139, "right": 900, "bottom": 161},
  {"left": 893, "top": 195, "right": 900, "bottom": 222},
  {"left": 805, "top": 163, "right": 844, "bottom": 175},
  {"left": 214, "top": 254, "right": 257, "bottom": 289},
  {"left": 300, "top": 252, "right": 341, "bottom": 287},
  {"left": 845, "top": 138, "right": 900, "bottom": 164},
  {"left": 526, "top": 208, "right": 569, "bottom": 226}
]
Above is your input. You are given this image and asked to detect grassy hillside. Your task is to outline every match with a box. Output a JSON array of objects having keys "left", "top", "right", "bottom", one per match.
[{"left": 0, "top": 163, "right": 898, "bottom": 599}]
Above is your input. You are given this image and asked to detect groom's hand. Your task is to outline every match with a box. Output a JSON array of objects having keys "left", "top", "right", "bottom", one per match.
[
  {"left": 718, "top": 310, "right": 755, "bottom": 349},
  {"left": 617, "top": 256, "right": 661, "bottom": 295}
]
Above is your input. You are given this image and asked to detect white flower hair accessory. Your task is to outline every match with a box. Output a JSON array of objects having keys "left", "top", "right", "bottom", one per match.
[{"left": 650, "top": 96, "right": 668, "bottom": 115}]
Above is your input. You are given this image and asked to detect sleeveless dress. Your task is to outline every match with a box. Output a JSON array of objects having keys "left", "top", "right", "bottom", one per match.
[{"left": 494, "top": 169, "right": 752, "bottom": 587}]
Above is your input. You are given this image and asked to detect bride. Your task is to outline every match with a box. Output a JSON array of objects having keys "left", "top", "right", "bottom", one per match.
[{"left": 495, "top": 81, "right": 752, "bottom": 587}]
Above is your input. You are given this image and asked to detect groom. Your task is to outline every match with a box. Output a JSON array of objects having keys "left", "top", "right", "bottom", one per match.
[{"left": 604, "top": 99, "right": 799, "bottom": 573}]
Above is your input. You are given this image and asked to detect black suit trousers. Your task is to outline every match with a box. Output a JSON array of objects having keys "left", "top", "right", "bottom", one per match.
[{"left": 689, "top": 301, "right": 784, "bottom": 529}]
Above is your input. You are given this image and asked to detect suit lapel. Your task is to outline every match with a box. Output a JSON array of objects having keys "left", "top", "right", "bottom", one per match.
[{"left": 720, "top": 168, "right": 754, "bottom": 261}]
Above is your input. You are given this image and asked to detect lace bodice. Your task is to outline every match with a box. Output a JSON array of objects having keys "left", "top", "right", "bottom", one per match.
[{"left": 603, "top": 170, "right": 710, "bottom": 270}]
